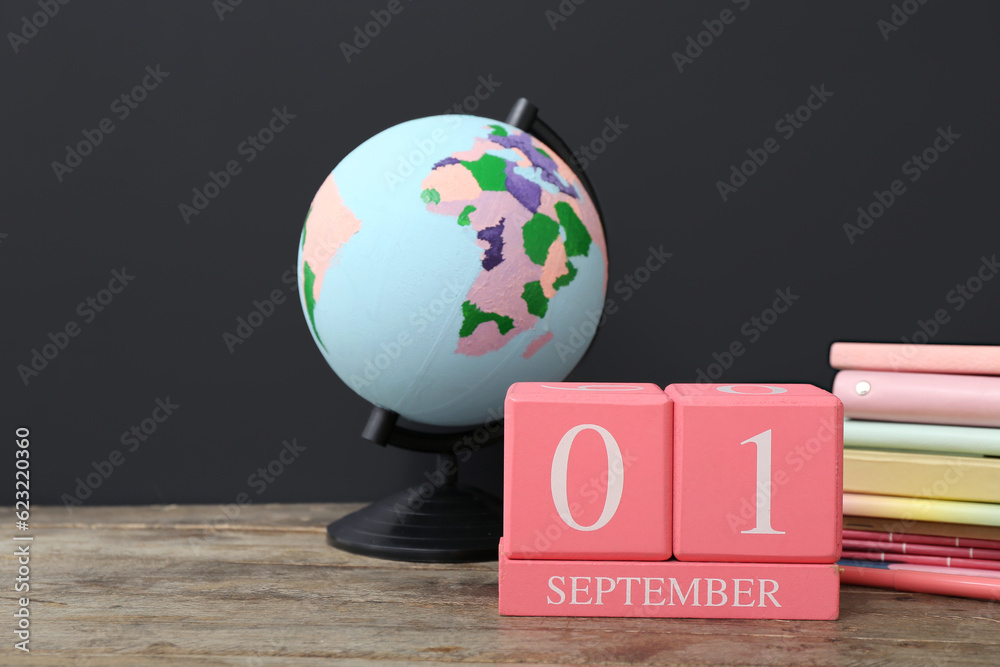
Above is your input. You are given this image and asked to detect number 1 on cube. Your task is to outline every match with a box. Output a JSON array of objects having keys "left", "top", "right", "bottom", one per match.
[{"left": 740, "top": 429, "right": 784, "bottom": 536}]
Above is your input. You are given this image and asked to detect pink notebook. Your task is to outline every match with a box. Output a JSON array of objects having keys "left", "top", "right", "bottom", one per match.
[
  {"left": 833, "top": 370, "right": 1000, "bottom": 427},
  {"left": 843, "top": 529, "right": 1000, "bottom": 551},
  {"left": 841, "top": 550, "right": 1000, "bottom": 572},
  {"left": 830, "top": 342, "right": 1000, "bottom": 375},
  {"left": 842, "top": 539, "right": 1000, "bottom": 562}
]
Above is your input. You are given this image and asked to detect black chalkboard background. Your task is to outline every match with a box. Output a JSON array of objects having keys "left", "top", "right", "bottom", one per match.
[{"left": 4, "top": 0, "right": 997, "bottom": 505}]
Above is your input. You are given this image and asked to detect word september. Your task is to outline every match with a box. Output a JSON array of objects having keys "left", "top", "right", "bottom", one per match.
[{"left": 546, "top": 575, "right": 780, "bottom": 608}]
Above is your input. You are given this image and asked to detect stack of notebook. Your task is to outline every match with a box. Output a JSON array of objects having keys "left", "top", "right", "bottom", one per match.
[{"left": 829, "top": 342, "right": 1000, "bottom": 600}]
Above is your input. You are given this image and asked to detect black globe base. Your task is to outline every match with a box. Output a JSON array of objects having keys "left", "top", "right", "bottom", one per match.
[{"left": 327, "top": 482, "right": 502, "bottom": 562}]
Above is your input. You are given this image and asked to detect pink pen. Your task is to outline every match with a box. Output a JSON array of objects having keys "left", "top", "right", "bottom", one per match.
[
  {"left": 888, "top": 563, "right": 1000, "bottom": 580},
  {"left": 840, "top": 560, "right": 1000, "bottom": 601}
]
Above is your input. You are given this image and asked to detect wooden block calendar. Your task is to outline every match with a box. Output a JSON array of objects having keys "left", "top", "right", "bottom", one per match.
[
  {"left": 499, "top": 382, "right": 844, "bottom": 620},
  {"left": 503, "top": 383, "right": 672, "bottom": 560}
]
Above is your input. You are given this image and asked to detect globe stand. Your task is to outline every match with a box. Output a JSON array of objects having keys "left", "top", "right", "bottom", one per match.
[
  {"left": 326, "top": 407, "right": 504, "bottom": 562},
  {"left": 327, "top": 97, "right": 606, "bottom": 562}
]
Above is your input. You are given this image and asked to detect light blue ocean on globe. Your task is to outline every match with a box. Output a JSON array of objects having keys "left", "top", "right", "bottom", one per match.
[{"left": 297, "top": 114, "right": 608, "bottom": 426}]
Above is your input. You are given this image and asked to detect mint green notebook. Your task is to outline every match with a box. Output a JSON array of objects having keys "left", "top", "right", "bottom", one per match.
[{"left": 844, "top": 419, "right": 1000, "bottom": 457}]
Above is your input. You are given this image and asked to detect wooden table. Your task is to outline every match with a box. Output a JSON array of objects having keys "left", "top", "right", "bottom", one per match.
[{"left": 8, "top": 503, "right": 999, "bottom": 665}]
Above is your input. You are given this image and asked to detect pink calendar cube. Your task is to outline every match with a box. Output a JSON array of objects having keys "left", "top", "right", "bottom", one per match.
[
  {"left": 503, "top": 382, "right": 672, "bottom": 560},
  {"left": 499, "top": 541, "right": 841, "bottom": 620},
  {"left": 666, "top": 383, "right": 843, "bottom": 563}
]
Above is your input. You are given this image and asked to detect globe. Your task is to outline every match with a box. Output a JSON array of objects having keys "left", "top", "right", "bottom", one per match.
[{"left": 297, "top": 114, "right": 608, "bottom": 427}]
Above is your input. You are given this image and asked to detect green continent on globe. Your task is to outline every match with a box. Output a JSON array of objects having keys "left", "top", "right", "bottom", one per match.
[
  {"left": 521, "top": 281, "right": 549, "bottom": 317},
  {"left": 522, "top": 213, "right": 561, "bottom": 266},
  {"left": 555, "top": 201, "right": 592, "bottom": 257},
  {"left": 552, "top": 261, "right": 578, "bottom": 290},
  {"left": 459, "top": 301, "right": 514, "bottom": 337},
  {"left": 302, "top": 262, "right": 325, "bottom": 351},
  {"left": 460, "top": 154, "right": 508, "bottom": 192},
  {"left": 457, "top": 205, "right": 476, "bottom": 227},
  {"left": 419, "top": 124, "right": 605, "bottom": 357}
]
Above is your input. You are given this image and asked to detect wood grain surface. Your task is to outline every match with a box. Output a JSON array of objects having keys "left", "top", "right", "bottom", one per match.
[{"left": 3, "top": 503, "right": 998, "bottom": 666}]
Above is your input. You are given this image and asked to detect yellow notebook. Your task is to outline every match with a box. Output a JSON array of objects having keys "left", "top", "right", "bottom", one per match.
[
  {"left": 843, "top": 493, "right": 1000, "bottom": 527},
  {"left": 844, "top": 449, "right": 1000, "bottom": 503}
]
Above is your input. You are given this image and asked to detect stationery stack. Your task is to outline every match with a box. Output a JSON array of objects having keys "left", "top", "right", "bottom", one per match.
[{"left": 829, "top": 342, "right": 1000, "bottom": 601}]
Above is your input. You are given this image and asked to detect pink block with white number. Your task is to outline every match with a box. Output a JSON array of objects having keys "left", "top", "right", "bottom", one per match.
[
  {"left": 503, "top": 382, "right": 672, "bottom": 560},
  {"left": 666, "top": 383, "right": 843, "bottom": 563}
]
